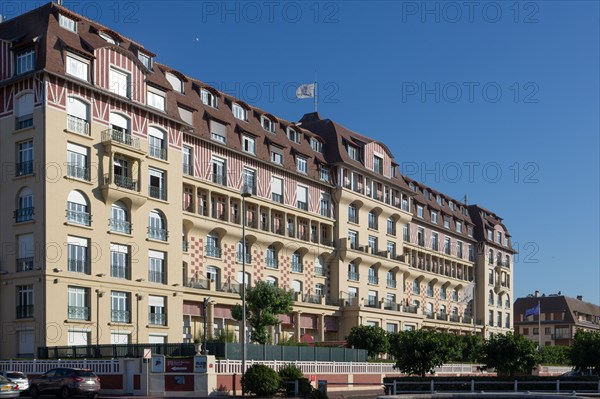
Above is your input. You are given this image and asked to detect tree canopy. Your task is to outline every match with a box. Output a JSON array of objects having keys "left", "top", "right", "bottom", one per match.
[
  {"left": 346, "top": 325, "right": 390, "bottom": 358},
  {"left": 388, "top": 330, "right": 453, "bottom": 376},
  {"left": 481, "top": 332, "right": 541, "bottom": 376},
  {"left": 570, "top": 330, "right": 600, "bottom": 373}
]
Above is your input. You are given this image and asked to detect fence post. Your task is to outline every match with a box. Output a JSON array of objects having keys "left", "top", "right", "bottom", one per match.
[
  {"left": 430, "top": 379, "right": 435, "bottom": 394},
  {"left": 514, "top": 380, "right": 518, "bottom": 392},
  {"left": 471, "top": 379, "right": 475, "bottom": 393},
  {"left": 393, "top": 380, "right": 397, "bottom": 395}
]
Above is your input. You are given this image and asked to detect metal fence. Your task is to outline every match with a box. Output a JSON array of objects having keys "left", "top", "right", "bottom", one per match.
[
  {"left": 206, "top": 343, "right": 367, "bottom": 362},
  {"left": 38, "top": 343, "right": 196, "bottom": 359},
  {"left": 0, "top": 359, "right": 120, "bottom": 374}
]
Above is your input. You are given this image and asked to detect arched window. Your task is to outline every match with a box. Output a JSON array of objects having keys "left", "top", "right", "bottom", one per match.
[
  {"left": 109, "top": 112, "right": 130, "bottom": 136},
  {"left": 67, "top": 190, "right": 90, "bottom": 226},
  {"left": 348, "top": 204, "right": 357, "bottom": 223},
  {"left": 452, "top": 288, "right": 459, "bottom": 301},
  {"left": 148, "top": 210, "right": 167, "bottom": 241},
  {"left": 292, "top": 280, "right": 302, "bottom": 294},
  {"left": 236, "top": 240, "right": 250, "bottom": 263},
  {"left": 15, "top": 92, "right": 33, "bottom": 129},
  {"left": 505, "top": 295, "right": 511, "bottom": 308},
  {"left": 206, "top": 234, "right": 220, "bottom": 258},
  {"left": 427, "top": 282, "right": 434, "bottom": 297},
  {"left": 425, "top": 303, "right": 434, "bottom": 316},
  {"left": 67, "top": 97, "right": 90, "bottom": 135},
  {"left": 368, "top": 211, "right": 377, "bottom": 229},
  {"left": 206, "top": 266, "right": 220, "bottom": 288},
  {"left": 386, "top": 271, "right": 396, "bottom": 288},
  {"left": 16, "top": 187, "right": 34, "bottom": 222},
  {"left": 440, "top": 288, "right": 447, "bottom": 300},
  {"left": 348, "top": 261, "right": 358, "bottom": 281},
  {"left": 291, "top": 251, "right": 303, "bottom": 272},
  {"left": 505, "top": 255, "right": 510, "bottom": 268},
  {"left": 266, "top": 276, "right": 277, "bottom": 287},
  {"left": 368, "top": 266, "right": 378, "bottom": 284},
  {"left": 412, "top": 280, "right": 420, "bottom": 295},
  {"left": 110, "top": 201, "right": 130, "bottom": 233},
  {"left": 232, "top": 102, "right": 247, "bottom": 121},
  {"left": 148, "top": 126, "right": 166, "bottom": 160},
  {"left": 488, "top": 290, "right": 494, "bottom": 305}
]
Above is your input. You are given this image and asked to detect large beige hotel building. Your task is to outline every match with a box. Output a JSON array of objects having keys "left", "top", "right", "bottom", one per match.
[{"left": 0, "top": 3, "right": 515, "bottom": 358}]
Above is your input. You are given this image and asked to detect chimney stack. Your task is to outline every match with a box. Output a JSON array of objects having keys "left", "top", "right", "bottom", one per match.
[
  {"left": 0, "top": 15, "right": 4, "bottom": 23},
  {"left": 535, "top": 290, "right": 540, "bottom": 297},
  {"left": 577, "top": 295, "right": 583, "bottom": 301}
]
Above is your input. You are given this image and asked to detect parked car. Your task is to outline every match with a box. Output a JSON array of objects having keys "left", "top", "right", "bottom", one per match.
[
  {"left": 28, "top": 368, "right": 100, "bottom": 399},
  {"left": 561, "top": 368, "right": 596, "bottom": 377},
  {"left": 0, "top": 372, "right": 29, "bottom": 393},
  {"left": 0, "top": 375, "right": 20, "bottom": 399}
]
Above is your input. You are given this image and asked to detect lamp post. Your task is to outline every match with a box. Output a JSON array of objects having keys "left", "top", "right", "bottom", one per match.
[
  {"left": 95, "top": 290, "right": 105, "bottom": 346},
  {"left": 202, "top": 297, "right": 211, "bottom": 355},
  {"left": 241, "top": 184, "right": 252, "bottom": 381}
]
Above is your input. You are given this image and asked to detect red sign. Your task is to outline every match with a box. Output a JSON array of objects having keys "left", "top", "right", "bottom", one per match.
[{"left": 166, "top": 358, "right": 193, "bottom": 373}]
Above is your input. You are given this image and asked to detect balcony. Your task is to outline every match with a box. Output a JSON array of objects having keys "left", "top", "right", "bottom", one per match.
[
  {"left": 236, "top": 253, "right": 252, "bottom": 264},
  {"left": 16, "top": 257, "right": 34, "bottom": 272},
  {"left": 148, "top": 270, "right": 165, "bottom": 284},
  {"left": 148, "top": 144, "right": 167, "bottom": 160},
  {"left": 437, "top": 312, "right": 448, "bottom": 321},
  {"left": 111, "top": 266, "right": 129, "bottom": 279},
  {"left": 149, "top": 313, "right": 166, "bottom": 326},
  {"left": 450, "top": 314, "right": 461, "bottom": 323},
  {"left": 366, "top": 298, "right": 378, "bottom": 308},
  {"left": 266, "top": 258, "right": 279, "bottom": 269},
  {"left": 102, "top": 129, "right": 141, "bottom": 151},
  {"left": 67, "top": 115, "right": 90, "bottom": 136},
  {"left": 348, "top": 214, "right": 358, "bottom": 224},
  {"left": 291, "top": 261, "right": 303, "bottom": 273},
  {"left": 148, "top": 227, "right": 168, "bottom": 241},
  {"left": 110, "top": 218, "right": 132, "bottom": 234},
  {"left": 271, "top": 193, "right": 283, "bottom": 203},
  {"left": 105, "top": 174, "right": 138, "bottom": 191},
  {"left": 425, "top": 311, "right": 435, "bottom": 319},
  {"left": 66, "top": 210, "right": 91, "bottom": 226},
  {"left": 552, "top": 333, "right": 571, "bottom": 340},
  {"left": 297, "top": 201, "right": 308, "bottom": 211},
  {"left": 305, "top": 294, "right": 321, "bottom": 304},
  {"left": 242, "top": 181, "right": 257, "bottom": 196},
  {"left": 111, "top": 310, "right": 131, "bottom": 323},
  {"left": 405, "top": 305, "right": 418, "bottom": 314},
  {"left": 16, "top": 161, "right": 33, "bottom": 176},
  {"left": 67, "top": 259, "right": 89, "bottom": 274},
  {"left": 320, "top": 206, "right": 330, "bottom": 218},
  {"left": 14, "top": 207, "right": 34, "bottom": 223},
  {"left": 432, "top": 243, "right": 440, "bottom": 251},
  {"left": 383, "top": 300, "right": 399, "bottom": 311},
  {"left": 16, "top": 305, "right": 34, "bottom": 319},
  {"left": 206, "top": 245, "right": 221, "bottom": 258},
  {"left": 66, "top": 163, "right": 90, "bottom": 181},
  {"left": 368, "top": 275, "right": 379, "bottom": 285},
  {"left": 68, "top": 306, "right": 89, "bottom": 320},
  {"left": 386, "top": 279, "right": 396, "bottom": 288},
  {"left": 149, "top": 186, "right": 167, "bottom": 201},
  {"left": 347, "top": 271, "right": 359, "bottom": 281},
  {"left": 314, "top": 266, "right": 324, "bottom": 276},
  {"left": 212, "top": 173, "right": 226, "bottom": 186}
]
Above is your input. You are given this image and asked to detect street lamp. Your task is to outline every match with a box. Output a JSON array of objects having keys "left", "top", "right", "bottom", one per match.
[
  {"left": 95, "top": 290, "right": 105, "bottom": 346},
  {"left": 241, "top": 184, "right": 252, "bottom": 380},
  {"left": 203, "top": 297, "right": 211, "bottom": 355}
]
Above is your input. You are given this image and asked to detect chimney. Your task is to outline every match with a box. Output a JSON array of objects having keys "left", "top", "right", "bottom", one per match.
[
  {"left": 535, "top": 290, "right": 540, "bottom": 297},
  {"left": 577, "top": 295, "right": 583, "bottom": 301},
  {"left": 0, "top": 15, "right": 4, "bottom": 23}
]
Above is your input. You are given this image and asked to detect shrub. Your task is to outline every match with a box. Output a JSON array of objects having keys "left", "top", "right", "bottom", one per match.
[
  {"left": 241, "top": 364, "right": 281, "bottom": 396},
  {"left": 278, "top": 363, "right": 304, "bottom": 380}
]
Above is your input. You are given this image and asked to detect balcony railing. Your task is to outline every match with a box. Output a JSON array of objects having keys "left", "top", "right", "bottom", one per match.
[
  {"left": 16, "top": 116, "right": 33, "bottom": 130},
  {"left": 67, "top": 259, "right": 89, "bottom": 274},
  {"left": 101, "top": 129, "right": 141, "bottom": 150},
  {"left": 236, "top": 253, "right": 252, "bottom": 264},
  {"left": 16, "top": 257, "right": 34, "bottom": 272},
  {"left": 67, "top": 163, "right": 90, "bottom": 181},
  {"left": 206, "top": 245, "right": 221, "bottom": 258},
  {"left": 148, "top": 227, "right": 168, "bottom": 241},
  {"left": 405, "top": 305, "right": 418, "bottom": 314},
  {"left": 149, "top": 313, "right": 166, "bottom": 326},
  {"left": 16, "top": 305, "right": 34, "bottom": 319},
  {"left": 67, "top": 115, "right": 90, "bottom": 136},
  {"left": 110, "top": 218, "right": 132, "bottom": 234},
  {"left": 242, "top": 181, "right": 257, "bottom": 196},
  {"left": 383, "top": 300, "right": 399, "bottom": 311},
  {"left": 347, "top": 271, "right": 359, "bottom": 281},
  {"left": 450, "top": 314, "right": 461, "bottom": 323},
  {"left": 68, "top": 306, "right": 90, "bottom": 320},
  {"left": 368, "top": 275, "right": 379, "bottom": 285},
  {"left": 271, "top": 193, "right": 283, "bottom": 203},
  {"left": 105, "top": 174, "right": 138, "bottom": 191},
  {"left": 305, "top": 294, "right": 321, "bottom": 304},
  {"left": 314, "top": 266, "right": 324, "bottom": 276},
  {"left": 148, "top": 144, "right": 167, "bottom": 160},
  {"left": 291, "top": 261, "right": 303, "bottom": 273},
  {"left": 14, "top": 207, "right": 34, "bottom": 222},
  {"left": 16, "top": 161, "right": 33, "bottom": 176},
  {"left": 182, "top": 241, "right": 189, "bottom": 252},
  {"left": 425, "top": 311, "right": 435, "bottom": 319},
  {"left": 366, "top": 298, "right": 378, "bottom": 308},
  {"left": 183, "top": 163, "right": 193, "bottom": 175},
  {"left": 297, "top": 201, "right": 308, "bottom": 211},
  {"left": 66, "top": 210, "right": 91, "bottom": 226},
  {"left": 266, "top": 258, "right": 279, "bottom": 269},
  {"left": 212, "top": 173, "right": 226, "bottom": 186},
  {"left": 386, "top": 279, "right": 396, "bottom": 288},
  {"left": 111, "top": 310, "right": 131, "bottom": 323},
  {"left": 149, "top": 186, "right": 167, "bottom": 201},
  {"left": 148, "top": 270, "right": 165, "bottom": 284}
]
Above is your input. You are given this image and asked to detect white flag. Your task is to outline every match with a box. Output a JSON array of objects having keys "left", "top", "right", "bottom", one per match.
[
  {"left": 460, "top": 281, "right": 475, "bottom": 304},
  {"left": 296, "top": 83, "right": 316, "bottom": 99}
]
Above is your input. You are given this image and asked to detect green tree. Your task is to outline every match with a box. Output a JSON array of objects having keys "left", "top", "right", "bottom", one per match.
[
  {"left": 241, "top": 364, "right": 281, "bottom": 396},
  {"left": 346, "top": 325, "right": 390, "bottom": 358},
  {"left": 539, "top": 345, "right": 571, "bottom": 365},
  {"left": 570, "top": 330, "right": 600, "bottom": 372},
  {"left": 481, "top": 332, "right": 541, "bottom": 376},
  {"left": 232, "top": 281, "right": 294, "bottom": 344},
  {"left": 388, "top": 330, "right": 452, "bottom": 377}
]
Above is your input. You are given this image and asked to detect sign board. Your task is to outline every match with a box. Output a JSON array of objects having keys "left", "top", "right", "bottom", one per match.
[
  {"left": 143, "top": 348, "right": 152, "bottom": 359},
  {"left": 194, "top": 355, "right": 207, "bottom": 373},
  {"left": 166, "top": 358, "right": 193, "bottom": 373},
  {"left": 151, "top": 355, "right": 165, "bottom": 373}
]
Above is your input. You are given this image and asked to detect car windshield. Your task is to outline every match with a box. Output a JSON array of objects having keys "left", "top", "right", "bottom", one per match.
[
  {"left": 6, "top": 373, "right": 25, "bottom": 379},
  {"left": 74, "top": 370, "right": 95, "bottom": 377}
]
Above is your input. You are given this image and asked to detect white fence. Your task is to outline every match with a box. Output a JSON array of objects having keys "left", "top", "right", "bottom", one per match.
[
  {"left": 214, "top": 360, "right": 483, "bottom": 375},
  {"left": 0, "top": 359, "right": 120, "bottom": 374}
]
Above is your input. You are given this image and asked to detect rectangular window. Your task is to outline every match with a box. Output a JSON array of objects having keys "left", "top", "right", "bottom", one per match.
[
  {"left": 271, "top": 176, "right": 283, "bottom": 203},
  {"left": 368, "top": 212, "right": 377, "bottom": 230},
  {"left": 431, "top": 232, "right": 439, "bottom": 251},
  {"left": 403, "top": 223, "right": 410, "bottom": 241},
  {"left": 444, "top": 237, "right": 451, "bottom": 255},
  {"left": 147, "top": 90, "right": 166, "bottom": 111},
  {"left": 387, "top": 218, "right": 395, "bottom": 235},
  {"left": 487, "top": 229, "right": 493, "bottom": 240},
  {"left": 111, "top": 291, "right": 130, "bottom": 323},
  {"left": 270, "top": 150, "right": 283, "bottom": 165},
  {"left": 348, "top": 145, "right": 359, "bottom": 161},
  {"left": 211, "top": 157, "right": 226, "bottom": 186},
  {"left": 262, "top": 117, "right": 275, "bottom": 133},
  {"left": 66, "top": 54, "right": 89, "bottom": 81},
  {"left": 310, "top": 138, "right": 323, "bottom": 153},
  {"left": 373, "top": 155, "right": 383, "bottom": 174},
  {"left": 431, "top": 211, "right": 438, "bottom": 224},
  {"left": 387, "top": 241, "right": 396, "bottom": 258},
  {"left": 110, "top": 243, "right": 130, "bottom": 279},
  {"left": 348, "top": 230, "right": 358, "bottom": 249},
  {"left": 59, "top": 14, "right": 77, "bottom": 32},
  {"left": 232, "top": 103, "right": 247, "bottom": 121},
  {"left": 417, "top": 227, "right": 425, "bottom": 246},
  {"left": 148, "top": 250, "right": 165, "bottom": 284},
  {"left": 138, "top": 52, "right": 152, "bottom": 69},
  {"left": 320, "top": 193, "right": 330, "bottom": 217},
  {"left": 16, "top": 285, "right": 34, "bottom": 319},
  {"left": 209, "top": 120, "right": 226, "bottom": 143},
  {"left": 201, "top": 89, "right": 218, "bottom": 108},
  {"left": 242, "top": 168, "right": 256, "bottom": 195},
  {"left": 68, "top": 236, "right": 89, "bottom": 274},
  {"left": 68, "top": 287, "right": 89, "bottom": 320},
  {"left": 17, "top": 140, "right": 34, "bottom": 176},
  {"left": 109, "top": 68, "right": 130, "bottom": 98},
  {"left": 67, "top": 143, "right": 89, "bottom": 181},
  {"left": 456, "top": 241, "right": 463, "bottom": 258},
  {"left": 368, "top": 236, "right": 378, "bottom": 253},
  {"left": 456, "top": 221, "right": 462, "bottom": 233},
  {"left": 287, "top": 127, "right": 299, "bottom": 142},
  {"left": 320, "top": 166, "right": 330, "bottom": 182},
  {"left": 296, "top": 157, "right": 308, "bottom": 174},
  {"left": 148, "top": 296, "right": 166, "bottom": 326},
  {"left": 16, "top": 50, "right": 34, "bottom": 75},
  {"left": 497, "top": 231, "right": 502, "bottom": 244},
  {"left": 148, "top": 168, "right": 166, "bottom": 200},
  {"left": 417, "top": 205, "right": 424, "bottom": 218},
  {"left": 242, "top": 135, "right": 255, "bottom": 154},
  {"left": 444, "top": 218, "right": 450, "bottom": 229},
  {"left": 468, "top": 226, "right": 474, "bottom": 237},
  {"left": 183, "top": 146, "right": 193, "bottom": 175},
  {"left": 296, "top": 185, "right": 308, "bottom": 211}
]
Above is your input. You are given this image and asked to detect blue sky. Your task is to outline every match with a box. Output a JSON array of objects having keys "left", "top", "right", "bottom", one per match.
[{"left": 9, "top": 1, "right": 599, "bottom": 304}]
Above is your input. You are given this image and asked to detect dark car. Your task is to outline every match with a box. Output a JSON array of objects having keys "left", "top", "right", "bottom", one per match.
[
  {"left": 28, "top": 368, "right": 100, "bottom": 399},
  {"left": 0, "top": 375, "right": 20, "bottom": 399}
]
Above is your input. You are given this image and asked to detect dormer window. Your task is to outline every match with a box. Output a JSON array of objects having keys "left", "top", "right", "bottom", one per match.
[
  {"left": 449, "top": 202, "right": 455, "bottom": 211},
  {"left": 310, "top": 138, "right": 322, "bottom": 153},
  {"left": 431, "top": 211, "right": 438, "bottom": 224},
  {"left": 147, "top": 86, "right": 166, "bottom": 112},
  {"left": 296, "top": 156, "right": 308, "bottom": 174},
  {"left": 467, "top": 225, "right": 474, "bottom": 237},
  {"left": 287, "top": 127, "right": 300, "bottom": 142},
  {"left": 417, "top": 205, "right": 423, "bottom": 218},
  {"left": 242, "top": 135, "right": 255, "bottom": 154},
  {"left": 320, "top": 166, "right": 330, "bottom": 182},
  {"left": 65, "top": 53, "right": 89, "bottom": 82},
  {"left": 443, "top": 218, "right": 450, "bottom": 229},
  {"left": 232, "top": 103, "right": 247, "bottom": 121},
  {"left": 487, "top": 229, "right": 493, "bottom": 240},
  {"left": 166, "top": 72, "right": 184, "bottom": 93},
  {"left": 436, "top": 195, "right": 442, "bottom": 205},
  {"left": 270, "top": 146, "right": 283, "bottom": 165},
  {"left": 99, "top": 32, "right": 118, "bottom": 45},
  {"left": 201, "top": 89, "right": 218, "bottom": 108},
  {"left": 456, "top": 221, "right": 462, "bottom": 233},
  {"left": 390, "top": 165, "right": 397, "bottom": 177},
  {"left": 138, "top": 52, "right": 152, "bottom": 69},
  {"left": 262, "top": 116, "right": 275, "bottom": 133},
  {"left": 59, "top": 14, "right": 77, "bottom": 33},
  {"left": 423, "top": 189, "right": 429, "bottom": 200},
  {"left": 373, "top": 155, "right": 383, "bottom": 174},
  {"left": 16, "top": 49, "right": 34, "bottom": 75},
  {"left": 409, "top": 182, "right": 416, "bottom": 192},
  {"left": 348, "top": 144, "right": 360, "bottom": 161}
]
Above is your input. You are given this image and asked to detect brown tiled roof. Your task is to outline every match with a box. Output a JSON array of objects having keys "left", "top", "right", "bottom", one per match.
[{"left": 514, "top": 295, "right": 600, "bottom": 328}]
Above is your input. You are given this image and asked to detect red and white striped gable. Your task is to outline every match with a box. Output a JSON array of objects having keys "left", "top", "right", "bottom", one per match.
[
  {"left": 364, "top": 142, "right": 393, "bottom": 178},
  {"left": 0, "top": 76, "right": 43, "bottom": 118},
  {"left": 94, "top": 47, "right": 146, "bottom": 104}
]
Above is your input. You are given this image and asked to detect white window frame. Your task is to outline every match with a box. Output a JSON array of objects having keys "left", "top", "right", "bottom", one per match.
[
  {"left": 201, "top": 89, "right": 218, "bottom": 108},
  {"left": 310, "top": 138, "right": 322, "bottom": 153},
  {"left": 296, "top": 156, "right": 308, "bottom": 174},
  {"left": 59, "top": 14, "right": 77, "bottom": 32},
  {"left": 109, "top": 68, "right": 130, "bottom": 98},
  {"left": 66, "top": 53, "right": 89, "bottom": 81},
  {"left": 242, "top": 135, "right": 256, "bottom": 154},
  {"left": 232, "top": 103, "right": 247, "bottom": 121},
  {"left": 262, "top": 116, "right": 275, "bottom": 133},
  {"left": 147, "top": 88, "right": 166, "bottom": 111},
  {"left": 16, "top": 50, "right": 34, "bottom": 75}
]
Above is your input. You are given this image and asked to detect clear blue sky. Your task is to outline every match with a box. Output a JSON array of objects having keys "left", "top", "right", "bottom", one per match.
[{"left": 9, "top": 1, "right": 599, "bottom": 304}]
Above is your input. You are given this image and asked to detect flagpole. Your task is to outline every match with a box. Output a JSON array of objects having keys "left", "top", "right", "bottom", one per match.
[
  {"left": 473, "top": 282, "right": 476, "bottom": 335},
  {"left": 314, "top": 81, "right": 318, "bottom": 113}
]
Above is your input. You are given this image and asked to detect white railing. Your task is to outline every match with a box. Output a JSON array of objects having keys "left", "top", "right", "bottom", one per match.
[{"left": 0, "top": 359, "right": 120, "bottom": 374}]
